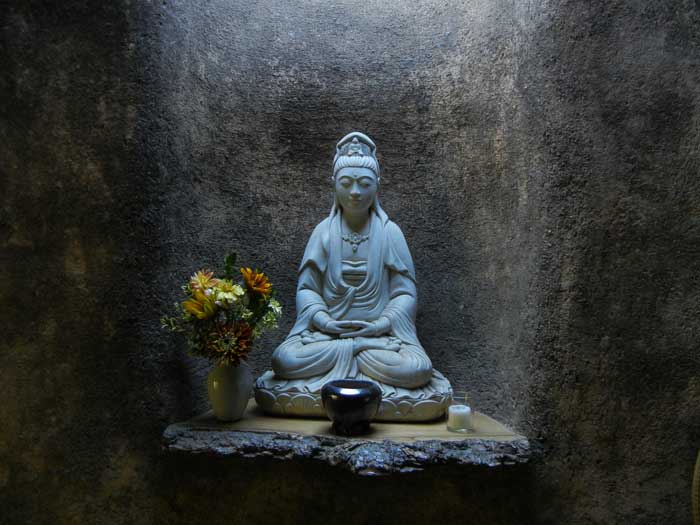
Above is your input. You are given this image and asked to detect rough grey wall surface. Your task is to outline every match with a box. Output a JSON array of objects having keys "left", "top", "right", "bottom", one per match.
[{"left": 1, "top": 1, "right": 699, "bottom": 524}]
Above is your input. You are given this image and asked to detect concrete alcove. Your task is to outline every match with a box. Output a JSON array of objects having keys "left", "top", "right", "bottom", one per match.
[
  {"left": 2, "top": 1, "right": 699, "bottom": 523},
  {"left": 150, "top": 0, "right": 546, "bottom": 428}
]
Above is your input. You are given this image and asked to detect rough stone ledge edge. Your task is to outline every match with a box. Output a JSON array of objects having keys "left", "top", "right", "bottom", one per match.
[{"left": 162, "top": 425, "right": 532, "bottom": 476}]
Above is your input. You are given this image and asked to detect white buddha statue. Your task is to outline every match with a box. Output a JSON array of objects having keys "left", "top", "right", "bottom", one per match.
[{"left": 255, "top": 132, "right": 452, "bottom": 421}]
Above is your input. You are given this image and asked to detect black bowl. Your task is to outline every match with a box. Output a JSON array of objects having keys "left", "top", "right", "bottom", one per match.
[{"left": 321, "top": 379, "right": 382, "bottom": 436}]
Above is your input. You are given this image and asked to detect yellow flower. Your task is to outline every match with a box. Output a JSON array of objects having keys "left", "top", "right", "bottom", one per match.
[
  {"left": 215, "top": 279, "right": 245, "bottom": 296},
  {"left": 241, "top": 267, "right": 272, "bottom": 297},
  {"left": 189, "top": 270, "right": 218, "bottom": 292},
  {"left": 182, "top": 290, "right": 217, "bottom": 320},
  {"left": 211, "top": 279, "right": 244, "bottom": 307}
]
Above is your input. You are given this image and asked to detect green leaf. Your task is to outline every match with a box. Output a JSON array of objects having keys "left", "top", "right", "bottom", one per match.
[{"left": 223, "top": 252, "right": 237, "bottom": 280}]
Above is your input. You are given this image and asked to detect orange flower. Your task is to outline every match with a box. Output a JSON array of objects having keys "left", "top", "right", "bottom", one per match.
[{"left": 240, "top": 267, "right": 272, "bottom": 297}]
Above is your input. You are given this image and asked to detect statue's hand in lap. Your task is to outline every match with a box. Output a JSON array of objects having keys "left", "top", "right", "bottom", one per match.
[
  {"left": 323, "top": 319, "right": 363, "bottom": 335},
  {"left": 338, "top": 317, "right": 391, "bottom": 338},
  {"left": 312, "top": 311, "right": 391, "bottom": 338}
]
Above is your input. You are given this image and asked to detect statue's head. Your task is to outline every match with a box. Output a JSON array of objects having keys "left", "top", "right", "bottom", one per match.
[{"left": 331, "top": 132, "right": 383, "bottom": 218}]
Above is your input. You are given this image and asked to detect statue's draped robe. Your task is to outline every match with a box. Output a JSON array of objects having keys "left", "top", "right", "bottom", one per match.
[{"left": 270, "top": 210, "right": 438, "bottom": 395}]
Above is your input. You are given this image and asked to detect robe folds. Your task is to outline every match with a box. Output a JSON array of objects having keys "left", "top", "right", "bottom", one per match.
[{"left": 271, "top": 209, "right": 435, "bottom": 392}]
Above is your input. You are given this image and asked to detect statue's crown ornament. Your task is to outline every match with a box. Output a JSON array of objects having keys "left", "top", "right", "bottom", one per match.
[
  {"left": 333, "top": 132, "right": 380, "bottom": 178},
  {"left": 345, "top": 137, "right": 370, "bottom": 157},
  {"left": 335, "top": 132, "right": 376, "bottom": 159}
]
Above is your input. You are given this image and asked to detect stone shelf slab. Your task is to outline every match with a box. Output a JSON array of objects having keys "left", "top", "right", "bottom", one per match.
[{"left": 162, "top": 400, "right": 530, "bottom": 476}]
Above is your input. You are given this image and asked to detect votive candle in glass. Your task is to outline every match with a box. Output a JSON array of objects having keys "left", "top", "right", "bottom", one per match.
[{"left": 447, "top": 404, "right": 472, "bottom": 432}]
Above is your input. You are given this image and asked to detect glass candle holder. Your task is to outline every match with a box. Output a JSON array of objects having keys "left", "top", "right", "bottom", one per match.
[{"left": 446, "top": 391, "right": 473, "bottom": 433}]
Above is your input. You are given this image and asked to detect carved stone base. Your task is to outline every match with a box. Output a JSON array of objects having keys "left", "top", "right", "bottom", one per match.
[{"left": 254, "top": 370, "right": 453, "bottom": 422}]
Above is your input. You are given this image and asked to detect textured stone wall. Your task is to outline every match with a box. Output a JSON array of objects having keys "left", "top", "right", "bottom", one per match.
[{"left": 1, "top": 1, "right": 699, "bottom": 523}]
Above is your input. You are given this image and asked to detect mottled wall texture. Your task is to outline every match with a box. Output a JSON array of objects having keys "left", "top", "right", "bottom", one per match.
[{"left": 1, "top": 1, "right": 699, "bottom": 523}]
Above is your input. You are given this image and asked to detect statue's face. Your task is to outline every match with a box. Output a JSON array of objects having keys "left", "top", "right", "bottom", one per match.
[{"left": 335, "top": 166, "right": 378, "bottom": 214}]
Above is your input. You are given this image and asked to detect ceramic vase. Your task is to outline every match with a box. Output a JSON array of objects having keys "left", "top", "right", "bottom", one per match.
[{"left": 207, "top": 362, "right": 254, "bottom": 422}]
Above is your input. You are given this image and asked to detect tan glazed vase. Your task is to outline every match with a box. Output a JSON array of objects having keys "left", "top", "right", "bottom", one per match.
[{"left": 207, "top": 362, "right": 254, "bottom": 422}]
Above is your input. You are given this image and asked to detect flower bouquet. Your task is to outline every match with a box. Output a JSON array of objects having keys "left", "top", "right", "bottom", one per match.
[{"left": 162, "top": 253, "right": 281, "bottom": 420}]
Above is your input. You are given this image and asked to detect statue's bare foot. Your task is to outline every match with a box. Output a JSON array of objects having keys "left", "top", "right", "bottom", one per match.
[
  {"left": 300, "top": 330, "right": 333, "bottom": 344},
  {"left": 383, "top": 337, "right": 402, "bottom": 352},
  {"left": 353, "top": 336, "right": 401, "bottom": 354}
]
